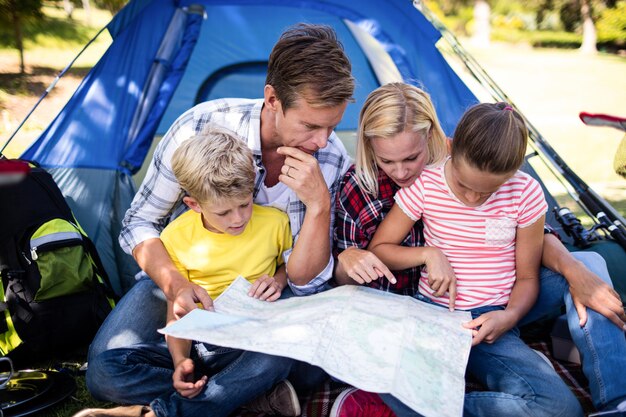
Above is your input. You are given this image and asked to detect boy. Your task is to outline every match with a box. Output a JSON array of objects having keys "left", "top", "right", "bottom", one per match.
[
  {"left": 159, "top": 126, "right": 296, "bottom": 416},
  {"left": 78, "top": 127, "right": 306, "bottom": 417}
]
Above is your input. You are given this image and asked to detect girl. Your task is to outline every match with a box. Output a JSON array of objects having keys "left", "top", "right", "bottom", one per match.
[{"left": 368, "top": 102, "right": 582, "bottom": 417}]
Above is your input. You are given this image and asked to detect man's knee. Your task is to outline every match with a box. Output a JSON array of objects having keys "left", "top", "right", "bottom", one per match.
[{"left": 86, "top": 350, "right": 123, "bottom": 401}]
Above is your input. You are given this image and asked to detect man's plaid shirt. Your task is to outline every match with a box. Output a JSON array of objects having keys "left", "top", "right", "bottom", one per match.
[
  {"left": 334, "top": 165, "right": 424, "bottom": 296},
  {"left": 120, "top": 98, "right": 351, "bottom": 295}
]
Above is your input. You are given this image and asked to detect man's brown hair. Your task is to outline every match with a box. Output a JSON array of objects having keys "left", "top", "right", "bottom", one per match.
[
  {"left": 452, "top": 102, "right": 528, "bottom": 174},
  {"left": 266, "top": 23, "right": 355, "bottom": 110}
]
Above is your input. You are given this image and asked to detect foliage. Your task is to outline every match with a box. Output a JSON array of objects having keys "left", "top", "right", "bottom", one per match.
[
  {"left": 93, "top": 0, "right": 127, "bottom": 13},
  {"left": 427, "top": 0, "right": 624, "bottom": 50},
  {"left": 0, "top": 5, "right": 103, "bottom": 50},
  {"left": 596, "top": 1, "right": 626, "bottom": 44},
  {"left": 559, "top": 0, "right": 583, "bottom": 32},
  {"left": 0, "top": 0, "right": 45, "bottom": 25}
]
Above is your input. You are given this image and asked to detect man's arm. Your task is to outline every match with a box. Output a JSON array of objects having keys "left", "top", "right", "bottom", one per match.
[
  {"left": 277, "top": 146, "right": 334, "bottom": 285},
  {"left": 120, "top": 109, "right": 212, "bottom": 316},
  {"left": 542, "top": 233, "right": 626, "bottom": 328},
  {"left": 133, "top": 238, "right": 213, "bottom": 317}
]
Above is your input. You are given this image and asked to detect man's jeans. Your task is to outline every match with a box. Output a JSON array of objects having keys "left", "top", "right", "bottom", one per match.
[
  {"left": 86, "top": 280, "right": 326, "bottom": 416},
  {"left": 521, "top": 251, "right": 626, "bottom": 411},
  {"left": 382, "top": 251, "right": 625, "bottom": 416}
]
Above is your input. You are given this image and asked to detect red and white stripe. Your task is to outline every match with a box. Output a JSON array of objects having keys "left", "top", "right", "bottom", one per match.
[{"left": 395, "top": 165, "right": 547, "bottom": 310}]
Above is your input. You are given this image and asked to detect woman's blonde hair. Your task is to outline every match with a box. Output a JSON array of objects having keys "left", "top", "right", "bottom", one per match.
[
  {"left": 355, "top": 83, "right": 448, "bottom": 196},
  {"left": 171, "top": 125, "right": 255, "bottom": 204}
]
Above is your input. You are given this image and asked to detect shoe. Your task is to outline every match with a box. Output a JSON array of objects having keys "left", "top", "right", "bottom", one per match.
[
  {"left": 329, "top": 388, "right": 395, "bottom": 417},
  {"left": 244, "top": 380, "right": 301, "bottom": 416},
  {"left": 72, "top": 405, "right": 151, "bottom": 417}
]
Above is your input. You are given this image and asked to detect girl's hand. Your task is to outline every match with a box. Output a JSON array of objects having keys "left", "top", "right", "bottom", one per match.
[
  {"left": 337, "top": 247, "right": 396, "bottom": 285},
  {"left": 424, "top": 247, "right": 457, "bottom": 310},
  {"left": 173, "top": 358, "right": 207, "bottom": 398},
  {"left": 463, "top": 310, "right": 517, "bottom": 346},
  {"left": 248, "top": 274, "right": 283, "bottom": 302}
]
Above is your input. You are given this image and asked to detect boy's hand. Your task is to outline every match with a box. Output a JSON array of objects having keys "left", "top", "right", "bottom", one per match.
[
  {"left": 173, "top": 358, "right": 207, "bottom": 398},
  {"left": 424, "top": 247, "right": 457, "bottom": 311},
  {"left": 463, "top": 310, "right": 517, "bottom": 346},
  {"left": 248, "top": 275, "right": 283, "bottom": 301},
  {"left": 173, "top": 282, "right": 214, "bottom": 319}
]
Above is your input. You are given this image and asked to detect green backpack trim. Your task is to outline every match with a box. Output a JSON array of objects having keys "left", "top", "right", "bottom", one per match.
[
  {"left": 29, "top": 219, "right": 94, "bottom": 301},
  {"left": 0, "top": 286, "right": 24, "bottom": 355}
]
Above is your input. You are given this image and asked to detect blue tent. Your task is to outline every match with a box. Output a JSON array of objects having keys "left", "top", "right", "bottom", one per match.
[{"left": 20, "top": 0, "right": 479, "bottom": 295}]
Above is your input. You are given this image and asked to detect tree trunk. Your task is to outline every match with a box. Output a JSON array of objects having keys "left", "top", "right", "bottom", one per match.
[
  {"left": 82, "top": 0, "right": 92, "bottom": 26},
  {"left": 11, "top": 9, "right": 25, "bottom": 74},
  {"left": 472, "top": 0, "right": 491, "bottom": 48},
  {"left": 579, "top": 0, "right": 597, "bottom": 54},
  {"left": 63, "top": 0, "right": 74, "bottom": 19}
]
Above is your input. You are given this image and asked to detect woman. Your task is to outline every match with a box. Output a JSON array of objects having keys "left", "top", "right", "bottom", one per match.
[{"left": 331, "top": 83, "right": 626, "bottom": 416}]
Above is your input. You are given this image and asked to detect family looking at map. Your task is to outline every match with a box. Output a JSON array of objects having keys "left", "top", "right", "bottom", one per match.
[{"left": 75, "top": 23, "right": 626, "bottom": 417}]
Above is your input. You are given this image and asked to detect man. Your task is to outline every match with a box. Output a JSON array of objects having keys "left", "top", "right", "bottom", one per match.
[{"left": 81, "top": 23, "right": 354, "bottom": 417}]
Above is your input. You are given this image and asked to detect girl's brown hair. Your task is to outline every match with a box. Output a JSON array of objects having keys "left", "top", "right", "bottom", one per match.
[{"left": 451, "top": 102, "right": 528, "bottom": 174}]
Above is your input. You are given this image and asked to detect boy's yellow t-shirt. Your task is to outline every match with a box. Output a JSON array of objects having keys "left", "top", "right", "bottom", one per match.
[{"left": 160, "top": 204, "right": 292, "bottom": 299}]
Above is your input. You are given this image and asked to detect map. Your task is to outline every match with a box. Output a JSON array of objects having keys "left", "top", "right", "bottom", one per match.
[{"left": 159, "top": 277, "right": 472, "bottom": 417}]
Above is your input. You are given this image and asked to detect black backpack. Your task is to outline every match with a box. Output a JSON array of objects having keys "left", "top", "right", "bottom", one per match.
[{"left": 0, "top": 162, "right": 116, "bottom": 356}]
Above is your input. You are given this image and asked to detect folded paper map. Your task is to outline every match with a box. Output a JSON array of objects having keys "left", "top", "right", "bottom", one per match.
[{"left": 159, "top": 277, "right": 472, "bottom": 417}]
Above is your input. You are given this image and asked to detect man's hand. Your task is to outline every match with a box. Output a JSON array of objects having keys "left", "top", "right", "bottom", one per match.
[
  {"left": 337, "top": 247, "right": 396, "bottom": 285},
  {"left": 424, "top": 247, "right": 457, "bottom": 311},
  {"left": 277, "top": 147, "right": 329, "bottom": 211},
  {"left": 172, "top": 282, "right": 214, "bottom": 319},
  {"left": 172, "top": 358, "right": 207, "bottom": 398},
  {"left": 463, "top": 310, "right": 517, "bottom": 346},
  {"left": 248, "top": 275, "right": 283, "bottom": 302},
  {"left": 566, "top": 263, "right": 626, "bottom": 328}
]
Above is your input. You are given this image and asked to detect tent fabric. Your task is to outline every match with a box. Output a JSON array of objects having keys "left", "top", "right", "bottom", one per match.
[{"left": 20, "top": 0, "right": 478, "bottom": 295}]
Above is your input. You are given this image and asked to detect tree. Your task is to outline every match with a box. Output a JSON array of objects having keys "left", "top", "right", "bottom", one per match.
[
  {"left": 472, "top": 0, "right": 491, "bottom": 47},
  {"left": 0, "top": 0, "right": 44, "bottom": 74},
  {"left": 94, "top": 0, "right": 127, "bottom": 14},
  {"left": 579, "top": 0, "right": 598, "bottom": 53}
]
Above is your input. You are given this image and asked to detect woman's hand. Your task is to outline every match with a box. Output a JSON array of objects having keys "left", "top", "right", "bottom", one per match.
[
  {"left": 172, "top": 358, "right": 207, "bottom": 398},
  {"left": 424, "top": 247, "right": 457, "bottom": 310},
  {"left": 463, "top": 310, "right": 517, "bottom": 346},
  {"left": 248, "top": 274, "right": 283, "bottom": 302},
  {"left": 337, "top": 247, "right": 396, "bottom": 285}
]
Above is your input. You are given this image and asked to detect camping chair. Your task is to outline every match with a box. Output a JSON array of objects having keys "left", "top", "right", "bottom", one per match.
[{"left": 579, "top": 112, "right": 626, "bottom": 179}]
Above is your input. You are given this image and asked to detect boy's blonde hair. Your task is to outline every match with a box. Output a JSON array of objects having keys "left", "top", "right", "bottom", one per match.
[
  {"left": 452, "top": 102, "right": 528, "bottom": 174},
  {"left": 355, "top": 83, "right": 448, "bottom": 196},
  {"left": 171, "top": 126, "right": 255, "bottom": 203}
]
